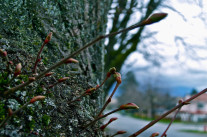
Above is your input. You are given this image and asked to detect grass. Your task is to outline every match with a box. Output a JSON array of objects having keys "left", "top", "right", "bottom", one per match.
[
  {"left": 124, "top": 112, "right": 207, "bottom": 125},
  {"left": 180, "top": 129, "right": 207, "bottom": 134},
  {"left": 130, "top": 113, "right": 181, "bottom": 124}
]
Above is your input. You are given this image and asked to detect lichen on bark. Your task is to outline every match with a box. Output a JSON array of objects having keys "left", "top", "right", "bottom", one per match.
[{"left": 0, "top": 0, "right": 111, "bottom": 136}]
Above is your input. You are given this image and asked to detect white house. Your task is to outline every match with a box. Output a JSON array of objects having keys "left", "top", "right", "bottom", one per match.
[{"left": 179, "top": 93, "right": 207, "bottom": 122}]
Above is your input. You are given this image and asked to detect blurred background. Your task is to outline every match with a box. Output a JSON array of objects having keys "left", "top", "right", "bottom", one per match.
[{"left": 104, "top": 0, "right": 207, "bottom": 136}]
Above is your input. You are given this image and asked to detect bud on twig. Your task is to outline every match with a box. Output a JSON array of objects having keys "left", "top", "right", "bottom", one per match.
[
  {"left": 14, "top": 63, "right": 22, "bottom": 77},
  {"left": 119, "top": 103, "right": 139, "bottom": 110},
  {"left": 150, "top": 132, "right": 159, "bottom": 137},
  {"left": 178, "top": 99, "right": 183, "bottom": 104},
  {"left": 44, "top": 32, "right": 52, "bottom": 44},
  {"left": 9, "top": 61, "right": 13, "bottom": 65},
  {"left": 65, "top": 58, "right": 79, "bottom": 64},
  {"left": 113, "top": 72, "right": 122, "bottom": 84},
  {"left": 30, "top": 96, "right": 46, "bottom": 104},
  {"left": 58, "top": 77, "right": 69, "bottom": 83},
  {"left": 85, "top": 87, "right": 96, "bottom": 95},
  {"left": 100, "top": 117, "right": 118, "bottom": 131},
  {"left": 29, "top": 77, "right": 36, "bottom": 81},
  {"left": 141, "top": 13, "right": 168, "bottom": 25},
  {"left": 8, "top": 108, "right": 13, "bottom": 116},
  {"left": 0, "top": 49, "right": 7, "bottom": 57},
  {"left": 109, "top": 117, "right": 118, "bottom": 123},
  {"left": 45, "top": 72, "right": 54, "bottom": 77},
  {"left": 111, "top": 131, "right": 127, "bottom": 137}
]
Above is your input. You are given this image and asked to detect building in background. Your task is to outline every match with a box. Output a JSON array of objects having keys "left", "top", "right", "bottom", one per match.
[{"left": 180, "top": 93, "right": 207, "bottom": 122}]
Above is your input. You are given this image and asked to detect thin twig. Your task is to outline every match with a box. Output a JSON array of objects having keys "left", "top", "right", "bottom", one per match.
[
  {"left": 160, "top": 107, "right": 182, "bottom": 137},
  {"left": 83, "top": 108, "right": 121, "bottom": 129},
  {"left": 129, "top": 88, "right": 207, "bottom": 137},
  {"left": 33, "top": 43, "right": 46, "bottom": 73},
  {"left": 0, "top": 102, "right": 30, "bottom": 128},
  {"left": 97, "top": 83, "right": 120, "bottom": 117}
]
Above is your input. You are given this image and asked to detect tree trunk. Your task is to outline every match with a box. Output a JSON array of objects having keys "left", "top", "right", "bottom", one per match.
[{"left": 0, "top": 0, "right": 111, "bottom": 136}]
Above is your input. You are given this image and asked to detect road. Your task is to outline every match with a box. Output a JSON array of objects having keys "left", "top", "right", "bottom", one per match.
[{"left": 104, "top": 113, "right": 207, "bottom": 137}]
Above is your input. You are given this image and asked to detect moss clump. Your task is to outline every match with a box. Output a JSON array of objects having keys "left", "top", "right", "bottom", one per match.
[{"left": 42, "top": 114, "right": 51, "bottom": 126}]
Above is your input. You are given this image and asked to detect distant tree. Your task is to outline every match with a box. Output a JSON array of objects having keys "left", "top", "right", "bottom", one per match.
[
  {"left": 190, "top": 88, "right": 198, "bottom": 95},
  {"left": 105, "top": 0, "right": 164, "bottom": 90}
]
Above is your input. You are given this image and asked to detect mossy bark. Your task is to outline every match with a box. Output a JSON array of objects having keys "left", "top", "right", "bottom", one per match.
[{"left": 0, "top": 0, "right": 111, "bottom": 136}]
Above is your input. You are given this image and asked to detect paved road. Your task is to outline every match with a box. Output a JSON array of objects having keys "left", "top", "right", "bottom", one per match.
[{"left": 105, "top": 113, "right": 207, "bottom": 137}]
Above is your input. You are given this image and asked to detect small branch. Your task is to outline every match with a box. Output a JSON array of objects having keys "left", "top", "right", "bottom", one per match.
[
  {"left": 83, "top": 108, "right": 121, "bottom": 129},
  {"left": 68, "top": 92, "right": 86, "bottom": 104},
  {"left": 96, "top": 82, "right": 120, "bottom": 117},
  {"left": 83, "top": 103, "right": 139, "bottom": 129},
  {"left": 0, "top": 102, "right": 30, "bottom": 128},
  {"left": 4, "top": 13, "right": 167, "bottom": 95},
  {"left": 68, "top": 72, "right": 110, "bottom": 105},
  {"left": 129, "top": 88, "right": 207, "bottom": 137},
  {"left": 33, "top": 32, "right": 52, "bottom": 73},
  {"left": 110, "top": 131, "right": 127, "bottom": 137},
  {"left": 33, "top": 43, "right": 45, "bottom": 73},
  {"left": 0, "top": 96, "right": 45, "bottom": 128},
  {"left": 160, "top": 107, "right": 182, "bottom": 137}
]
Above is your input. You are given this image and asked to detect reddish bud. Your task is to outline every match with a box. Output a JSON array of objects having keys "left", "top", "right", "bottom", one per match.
[
  {"left": 178, "top": 99, "right": 183, "bottom": 104},
  {"left": 150, "top": 132, "right": 159, "bottom": 137},
  {"left": 8, "top": 108, "right": 13, "bottom": 116},
  {"left": 65, "top": 58, "right": 79, "bottom": 64},
  {"left": 45, "top": 72, "right": 54, "bottom": 77},
  {"left": 30, "top": 96, "right": 46, "bottom": 103},
  {"left": 109, "top": 117, "right": 118, "bottom": 123},
  {"left": 44, "top": 32, "right": 52, "bottom": 44},
  {"left": 9, "top": 61, "right": 13, "bottom": 65},
  {"left": 85, "top": 87, "right": 96, "bottom": 94},
  {"left": 100, "top": 117, "right": 118, "bottom": 131},
  {"left": 114, "top": 72, "right": 122, "bottom": 84},
  {"left": 0, "top": 49, "right": 7, "bottom": 57},
  {"left": 58, "top": 77, "right": 69, "bottom": 83},
  {"left": 119, "top": 103, "right": 139, "bottom": 110},
  {"left": 141, "top": 13, "right": 168, "bottom": 25},
  {"left": 14, "top": 63, "right": 22, "bottom": 77},
  {"left": 29, "top": 77, "right": 36, "bottom": 81},
  {"left": 116, "top": 130, "right": 127, "bottom": 134},
  {"left": 21, "top": 81, "right": 24, "bottom": 84}
]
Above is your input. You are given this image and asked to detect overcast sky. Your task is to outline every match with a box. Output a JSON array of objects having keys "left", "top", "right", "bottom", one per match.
[{"left": 120, "top": 0, "right": 207, "bottom": 94}]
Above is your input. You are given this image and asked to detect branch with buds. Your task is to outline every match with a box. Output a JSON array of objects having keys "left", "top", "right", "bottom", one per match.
[
  {"left": 83, "top": 103, "right": 139, "bottom": 129},
  {"left": 48, "top": 77, "right": 69, "bottom": 89},
  {"left": 3, "top": 13, "right": 168, "bottom": 96},
  {"left": 96, "top": 72, "right": 122, "bottom": 117},
  {"left": 99, "top": 117, "right": 118, "bottom": 131},
  {"left": 33, "top": 32, "right": 52, "bottom": 73},
  {"left": 160, "top": 99, "right": 183, "bottom": 137},
  {"left": 68, "top": 67, "right": 116, "bottom": 104},
  {"left": 0, "top": 96, "right": 45, "bottom": 128},
  {"left": 0, "top": 49, "right": 13, "bottom": 75},
  {"left": 129, "top": 88, "right": 207, "bottom": 137}
]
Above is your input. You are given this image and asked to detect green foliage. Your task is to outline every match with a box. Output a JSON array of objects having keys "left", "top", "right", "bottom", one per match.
[
  {"left": 0, "top": 103, "right": 6, "bottom": 121},
  {"left": 0, "top": 72, "right": 9, "bottom": 92},
  {"left": 42, "top": 114, "right": 51, "bottom": 126}
]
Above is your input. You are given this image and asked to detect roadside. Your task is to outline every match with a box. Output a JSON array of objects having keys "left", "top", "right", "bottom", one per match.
[{"left": 104, "top": 113, "right": 207, "bottom": 137}]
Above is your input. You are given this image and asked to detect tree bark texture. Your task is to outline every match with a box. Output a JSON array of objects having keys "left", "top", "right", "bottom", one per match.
[{"left": 0, "top": 0, "right": 111, "bottom": 136}]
